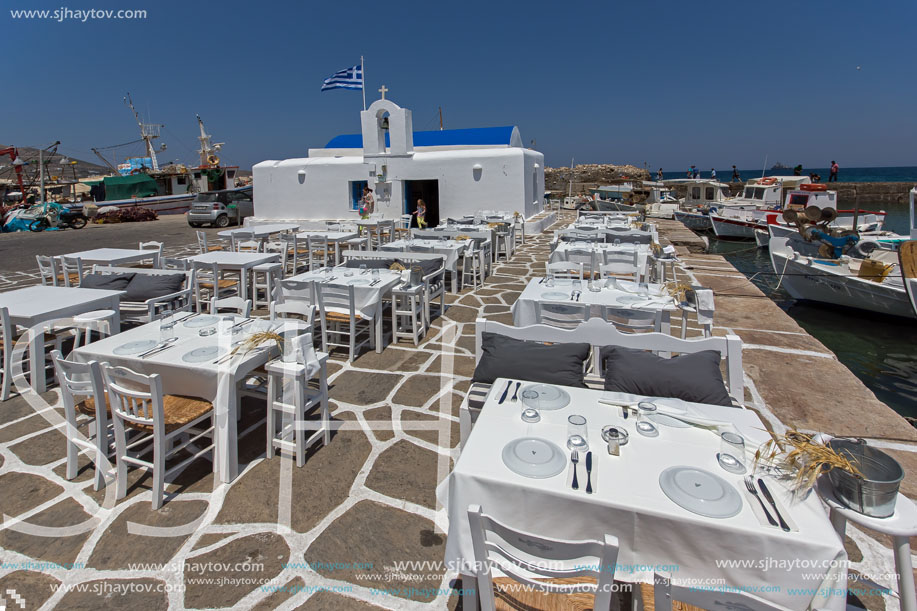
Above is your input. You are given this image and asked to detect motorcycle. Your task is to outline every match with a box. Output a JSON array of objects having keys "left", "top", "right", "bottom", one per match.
[{"left": 29, "top": 205, "right": 87, "bottom": 231}]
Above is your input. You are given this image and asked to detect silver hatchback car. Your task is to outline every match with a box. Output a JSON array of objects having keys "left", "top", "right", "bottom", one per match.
[{"left": 187, "top": 187, "right": 254, "bottom": 228}]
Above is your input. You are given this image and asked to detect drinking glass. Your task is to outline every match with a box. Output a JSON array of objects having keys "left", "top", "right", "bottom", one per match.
[
  {"left": 359, "top": 264, "right": 368, "bottom": 275},
  {"left": 572, "top": 279, "right": 582, "bottom": 294},
  {"left": 718, "top": 431, "right": 747, "bottom": 473},
  {"left": 567, "top": 414, "right": 588, "bottom": 450},
  {"left": 159, "top": 309, "right": 174, "bottom": 343},
  {"left": 371, "top": 268, "right": 380, "bottom": 282},
  {"left": 638, "top": 281, "right": 650, "bottom": 297},
  {"left": 544, "top": 274, "right": 555, "bottom": 288},
  {"left": 635, "top": 401, "right": 659, "bottom": 436}
]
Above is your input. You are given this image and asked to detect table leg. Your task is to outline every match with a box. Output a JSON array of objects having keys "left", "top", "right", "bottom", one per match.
[
  {"left": 216, "top": 384, "right": 240, "bottom": 484},
  {"left": 461, "top": 573, "right": 479, "bottom": 611},
  {"left": 29, "top": 328, "right": 46, "bottom": 393},
  {"left": 375, "top": 304, "right": 383, "bottom": 353},
  {"left": 239, "top": 268, "right": 249, "bottom": 301},
  {"left": 893, "top": 535, "right": 916, "bottom": 611},
  {"left": 110, "top": 298, "right": 121, "bottom": 334},
  {"left": 451, "top": 264, "right": 458, "bottom": 293}
]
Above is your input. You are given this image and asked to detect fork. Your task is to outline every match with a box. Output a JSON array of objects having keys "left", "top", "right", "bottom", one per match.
[
  {"left": 744, "top": 476, "right": 778, "bottom": 527},
  {"left": 510, "top": 382, "right": 521, "bottom": 402},
  {"left": 571, "top": 451, "right": 580, "bottom": 490}
]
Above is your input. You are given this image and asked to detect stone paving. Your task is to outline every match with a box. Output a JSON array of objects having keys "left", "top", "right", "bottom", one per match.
[{"left": 0, "top": 212, "right": 912, "bottom": 610}]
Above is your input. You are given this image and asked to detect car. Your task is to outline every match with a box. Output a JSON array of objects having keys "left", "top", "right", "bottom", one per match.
[{"left": 187, "top": 187, "right": 254, "bottom": 228}]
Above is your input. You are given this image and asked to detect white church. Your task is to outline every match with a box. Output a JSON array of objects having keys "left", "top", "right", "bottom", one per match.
[{"left": 252, "top": 93, "right": 545, "bottom": 226}]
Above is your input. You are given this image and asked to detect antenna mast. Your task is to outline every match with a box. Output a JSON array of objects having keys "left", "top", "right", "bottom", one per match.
[
  {"left": 196, "top": 114, "right": 224, "bottom": 167},
  {"left": 124, "top": 92, "right": 164, "bottom": 171}
]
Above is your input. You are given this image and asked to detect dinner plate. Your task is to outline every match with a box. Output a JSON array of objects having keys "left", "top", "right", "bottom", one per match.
[
  {"left": 182, "top": 346, "right": 224, "bottom": 363},
  {"left": 501, "top": 437, "right": 567, "bottom": 479},
  {"left": 113, "top": 339, "right": 158, "bottom": 355},
  {"left": 520, "top": 384, "right": 570, "bottom": 411},
  {"left": 183, "top": 315, "right": 220, "bottom": 328},
  {"left": 615, "top": 295, "right": 645, "bottom": 304},
  {"left": 659, "top": 466, "right": 742, "bottom": 519},
  {"left": 541, "top": 291, "right": 571, "bottom": 301},
  {"left": 346, "top": 277, "right": 372, "bottom": 285}
]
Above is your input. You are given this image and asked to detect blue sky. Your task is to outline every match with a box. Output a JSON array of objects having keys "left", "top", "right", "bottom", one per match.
[{"left": 4, "top": 0, "right": 916, "bottom": 170}]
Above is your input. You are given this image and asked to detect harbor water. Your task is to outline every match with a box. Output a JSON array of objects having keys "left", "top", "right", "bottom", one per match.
[
  {"left": 663, "top": 165, "right": 917, "bottom": 183},
  {"left": 706, "top": 200, "right": 917, "bottom": 421}
]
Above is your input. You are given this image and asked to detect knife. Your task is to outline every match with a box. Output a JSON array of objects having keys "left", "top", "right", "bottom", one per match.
[
  {"left": 585, "top": 452, "right": 594, "bottom": 494},
  {"left": 498, "top": 380, "right": 512, "bottom": 404},
  {"left": 757, "top": 478, "right": 790, "bottom": 532}
]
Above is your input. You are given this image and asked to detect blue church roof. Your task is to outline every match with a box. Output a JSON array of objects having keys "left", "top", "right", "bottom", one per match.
[{"left": 325, "top": 126, "right": 519, "bottom": 149}]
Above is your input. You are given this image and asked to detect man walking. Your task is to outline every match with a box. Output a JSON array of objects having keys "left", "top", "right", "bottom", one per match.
[
  {"left": 731, "top": 165, "right": 740, "bottom": 182},
  {"left": 829, "top": 160, "right": 839, "bottom": 182}
]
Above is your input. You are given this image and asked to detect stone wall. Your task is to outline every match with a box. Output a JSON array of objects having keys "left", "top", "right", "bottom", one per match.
[{"left": 545, "top": 164, "right": 650, "bottom": 193}]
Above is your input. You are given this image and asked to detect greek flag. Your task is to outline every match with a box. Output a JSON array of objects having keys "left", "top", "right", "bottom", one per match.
[{"left": 321, "top": 64, "right": 363, "bottom": 91}]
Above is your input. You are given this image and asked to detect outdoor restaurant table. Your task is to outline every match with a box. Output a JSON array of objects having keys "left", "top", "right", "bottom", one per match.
[
  {"left": 380, "top": 238, "right": 467, "bottom": 292},
  {"left": 217, "top": 223, "right": 300, "bottom": 240},
  {"left": 185, "top": 252, "right": 281, "bottom": 301},
  {"left": 72, "top": 314, "right": 295, "bottom": 483},
  {"left": 550, "top": 241, "right": 649, "bottom": 260},
  {"left": 66, "top": 247, "right": 162, "bottom": 267},
  {"left": 295, "top": 230, "right": 359, "bottom": 265},
  {"left": 437, "top": 381, "right": 847, "bottom": 611},
  {"left": 284, "top": 267, "right": 405, "bottom": 353},
  {"left": 511, "top": 277, "right": 677, "bottom": 332},
  {"left": 423, "top": 228, "right": 498, "bottom": 261},
  {"left": 0, "top": 285, "right": 123, "bottom": 393}
]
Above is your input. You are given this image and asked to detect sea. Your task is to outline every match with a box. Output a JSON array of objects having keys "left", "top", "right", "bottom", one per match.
[
  {"left": 661, "top": 165, "right": 917, "bottom": 183},
  {"left": 704, "top": 194, "right": 917, "bottom": 422}
]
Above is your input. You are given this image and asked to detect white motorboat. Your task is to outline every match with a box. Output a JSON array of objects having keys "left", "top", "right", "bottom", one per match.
[
  {"left": 709, "top": 176, "right": 812, "bottom": 239},
  {"left": 667, "top": 179, "right": 732, "bottom": 230},
  {"left": 643, "top": 184, "right": 680, "bottom": 218}
]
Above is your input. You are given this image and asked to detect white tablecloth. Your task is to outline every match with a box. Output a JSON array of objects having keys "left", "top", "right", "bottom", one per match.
[
  {"left": 67, "top": 247, "right": 160, "bottom": 266},
  {"left": 284, "top": 268, "right": 404, "bottom": 320},
  {"left": 511, "top": 278, "right": 675, "bottom": 327},
  {"left": 550, "top": 242, "right": 647, "bottom": 260},
  {"left": 381, "top": 239, "right": 467, "bottom": 271},
  {"left": 73, "top": 314, "right": 288, "bottom": 483},
  {"left": 217, "top": 223, "right": 300, "bottom": 238},
  {"left": 438, "top": 382, "right": 846, "bottom": 610}
]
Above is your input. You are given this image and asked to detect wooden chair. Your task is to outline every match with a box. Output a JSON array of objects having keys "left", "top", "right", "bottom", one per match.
[
  {"left": 51, "top": 351, "right": 112, "bottom": 491},
  {"left": 281, "top": 234, "right": 310, "bottom": 274},
  {"left": 161, "top": 257, "right": 191, "bottom": 271},
  {"left": 648, "top": 571, "right": 790, "bottom": 611},
  {"left": 565, "top": 249, "right": 597, "bottom": 279},
  {"left": 138, "top": 241, "right": 164, "bottom": 267},
  {"left": 421, "top": 263, "right": 446, "bottom": 325},
  {"left": 679, "top": 288, "right": 715, "bottom": 339},
  {"left": 57, "top": 256, "right": 84, "bottom": 286},
  {"left": 265, "top": 333, "right": 330, "bottom": 466},
  {"left": 599, "top": 251, "right": 642, "bottom": 283},
  {"left": 467, "top": 504, "right": 619, "bottom": 611},
  {"left": 307, "top": 235, "right": 333, "bottom": 271},
  {"left": 210, "top": 296, "right": 252, "bottom": 317},
  {"left": 36, "top": 255, "right": 60, "bottom": 286},
  {"left": 101, "top": 364, "right": 215, "bottom": 510},
  {"left": 534, "top": 301, "right": 590, "bottom": 329},
  {"left": 192, "top": 261, "right": 239, "bottom": 312},
  {"left": 546, "top": 261, "right": 584, "bottom": 281},
  {"left": 462, "top": 241, "right": 489, "bottom": 289},
  {"left": 315, "top": 283, "right": 374, "bottom": 362},
  {"left": 231, "top": 230, "right": 259, "bottom": 253},
  {"left": 196, "top": 230, "right": 224, "bottom": 253}
]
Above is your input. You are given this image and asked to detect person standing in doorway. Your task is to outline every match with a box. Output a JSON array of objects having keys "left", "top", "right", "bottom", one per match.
[
  {"left": 413, "top": 198, "right": 427, "bottom": 228},
  {"left": 829, "top": 160, "right": 839, "bottom": 182},
  {"left": 731, "top": 165, "right": 740, "bottom": 182},
  {"left": 359, "top": 186, "right": 375, "bottom": 218},
  {"left": 710, "top": 168, "right": 717, "bottom": 179}
]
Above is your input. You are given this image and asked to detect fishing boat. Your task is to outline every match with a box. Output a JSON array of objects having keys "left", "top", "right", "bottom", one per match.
[
  {"left": 768, "top": 187, "right": 917, "bottom": 319},
  {"left": 641, "top": 182, "right": 680, "bottom": 218},
  {"left": 668, "top": 179, "right": 733, "bottom": 230},
  {"left": 590, "top": 183, "right": 637, "bottom": 212},
  {"left": 708, "top": 176, "right": 811, "bottom": 239}
]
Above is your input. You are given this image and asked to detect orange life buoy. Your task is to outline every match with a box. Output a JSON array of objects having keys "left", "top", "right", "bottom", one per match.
[
  {"left": 800, "top": 183, "right": 828, "bottom": 191},
  {"left": 758, "top": 177, "right": 777, "bottom": 185}
]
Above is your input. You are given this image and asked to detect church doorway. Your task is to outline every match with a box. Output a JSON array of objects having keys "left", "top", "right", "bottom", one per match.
[{"left": 404, "top": 180, "right": 439, "bottom": 227}]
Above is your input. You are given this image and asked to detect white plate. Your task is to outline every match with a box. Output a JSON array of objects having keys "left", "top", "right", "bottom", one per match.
[
  {"left": 182, "top": 346, "right": 224, "bottom": 363},
  {"left": 113, "top": 340, "right": 157, "bottom": 355},
  {"left": 501, "top": 437, "right": 567, "bottom": 479},
  {"left": 659, "top": 466, "right": 742, "bottom": 519},
  {"left": 520, "top": 384, "right": 571, "bottom": 411},
  {"left": 541, "top": 291, "right": 571, "bottom": 301},
  {"left": 346, "top": 277, "right": 372, "bottom": 285},
  {"left": 615, "top": 295, "right": 645, "bottom": 304},
  {"left": 183, "top": 315, "right": 220, "bottom": 328}
]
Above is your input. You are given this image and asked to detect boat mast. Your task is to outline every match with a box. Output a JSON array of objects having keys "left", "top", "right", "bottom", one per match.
[
  {"left": 124, "top": 93, "right": 163, "bottom": 172},
  {"left": 196, "top": 114, "right": 224, "bottom": 167}
]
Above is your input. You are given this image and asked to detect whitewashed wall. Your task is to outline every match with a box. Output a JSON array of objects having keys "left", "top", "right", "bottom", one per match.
[{"left": 252, "top": 147, "right": 546, "bottom": 221}]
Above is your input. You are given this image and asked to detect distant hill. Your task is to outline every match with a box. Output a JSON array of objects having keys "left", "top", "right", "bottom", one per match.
[{"left": 0, "top": 145, "right": 111, "bottom": 187}]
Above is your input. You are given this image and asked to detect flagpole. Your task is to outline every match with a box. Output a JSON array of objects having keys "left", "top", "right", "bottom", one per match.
[{"left": 361, "top": 56, "right": 366, "bottom": 110}]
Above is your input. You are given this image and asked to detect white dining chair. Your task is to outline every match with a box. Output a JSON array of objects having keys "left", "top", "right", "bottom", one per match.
[
  {"left": 36, "top": 255, "right": 59, "bottom": 286},
  {"left": 534, "top": 301, "right": 590, "bottom": 329},
  {"left": 139, "top": 241, "right": 164, "bottom": 267},
  {"left": 51, "top": 351, "right": 112, "bottom": 491},
  {"left": 315, "top": 283, "right": 374, "bottom": 362},
  {"left": 545, "top": 261, "right": 584, "bottom": 281},
  {"left": 101, "top": 364, "right": 215, "bottom": 510},
  {"left": 467, "top": 504, "right": 619, "bottom": 611},
  {"left": 599, "top": 252, "right": 642, "bottom": 283},
  {"left": 58, "top": 256, "right": 84, "bottom": 286},
  {"left": 210, "top": 296, "right": 252, "bottom": 317},
  {"left": 196, "top": 230, "right": 224, "bottom": 254},
  {"left": 599, "top": 305, "right": 663, "bottom": 334},
  {"left": 652, "top": 571, "right": 791, "bottom": 611},
  {"left": 232, "top": 230, "right": 259, "bottom": 253},
  {"left": 192, "top": 261, "right": 239, "bottom": 312}
]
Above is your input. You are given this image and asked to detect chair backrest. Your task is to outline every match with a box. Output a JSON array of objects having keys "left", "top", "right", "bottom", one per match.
[
  {"left": 599, "top": 255, "right": 640, "bottom": 283},
  {"left": 534, "top": 301, "right": 590, "bottom": 329},
  {"left": 546, "top": 261, "right": 584, "bottom": 281},
  {"left": 232, "top": 231, "right": 258, "bottom": 252},
  {"left": 210, "top": 296, "right": 252, "bottom": 317},
  {"left": 101, "top": 364, "right": 164, "bottom": 430},
  {"left": 196, "top": 230, "right": 209, "bottom": 253},
  {"left": 468, "top": 504, "right": 618, "bottom": 611},
  {"left": 599, "top": 306, "right": 663, "bottom": 334},
  {"left": 315, "top": 283, "right": 357, "bottom": 320},
  {"left": 36, "top": 255, "right": 58, "bottom": 285},
  {"left": 139, "top": 241, "right": 163, "bottom": 253},
  {"left": 161, "top": 257, "right": 190, "bottom": 271},
  {"left": 270, "top": 299, "right": 316, "bottom": 325},
  {"left": 51, "top": 350, "right": 107, "bottom": 432},
  {"left": 653, "top": 572, "right": 791, "bottom": 611},
  {"left": 474, "top": 317, "right": 744, "bottom": 403},
  {"left": 59, "top": 256, "right": 84, "bottom": 286}
]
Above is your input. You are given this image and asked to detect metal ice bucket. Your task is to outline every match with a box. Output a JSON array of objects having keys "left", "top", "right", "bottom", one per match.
[{"left": 827, "top": 438, "right": 904, "bottom": 518}]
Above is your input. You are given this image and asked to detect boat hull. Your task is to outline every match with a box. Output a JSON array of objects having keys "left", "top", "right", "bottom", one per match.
[
  {"left": 755, "top": 229, "right": 770, "bottom": 248},
  {"left": 769, "top": 238, "right": 915, "bottom": 319},
  {"left": 710, "top": 214, "right": 756, "bottom": 239},
  {"left": 83, "top": 193, "right": 195, "bottom": 215},
  {"left": 673, "top": 210, "right": 711, "bottom": 231}
]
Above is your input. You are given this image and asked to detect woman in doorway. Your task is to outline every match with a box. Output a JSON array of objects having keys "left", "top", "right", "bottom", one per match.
[
  {"left": 413, "top": 198, "right": 427, "bottom": 228},
  {"left": 359, "top": 186, "right": 375, "bottom": 218}
]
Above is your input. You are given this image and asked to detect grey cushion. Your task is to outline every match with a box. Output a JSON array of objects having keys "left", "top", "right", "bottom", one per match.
[
  {"left": 123, "top": 273, "right": 185, "bottom": 302},
  {"left": 80, "top": 272, "right": 135, "bottom": 291},
  {"left": 472, "top": 332, "right": 590, "bottom": 388},
  {"left": 602, "top": 346, "right": 733, "bottom": 406},
  {"left": 343, "top": 258, "right": 395, "bottom": 269},
  {"left": 399, "top": 258, "right": 442, "bottom": 277}
]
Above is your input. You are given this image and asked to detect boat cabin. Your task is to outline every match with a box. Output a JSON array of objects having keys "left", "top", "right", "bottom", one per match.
[
  {"left": 737, "top": 176, "right": 811, "bottom": 208},
  {"left": 665, "top": 179, "right": 731, "bottom": 207},
  {"left": 590, "top": 183, "right": 633, "bottom": 202}
]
